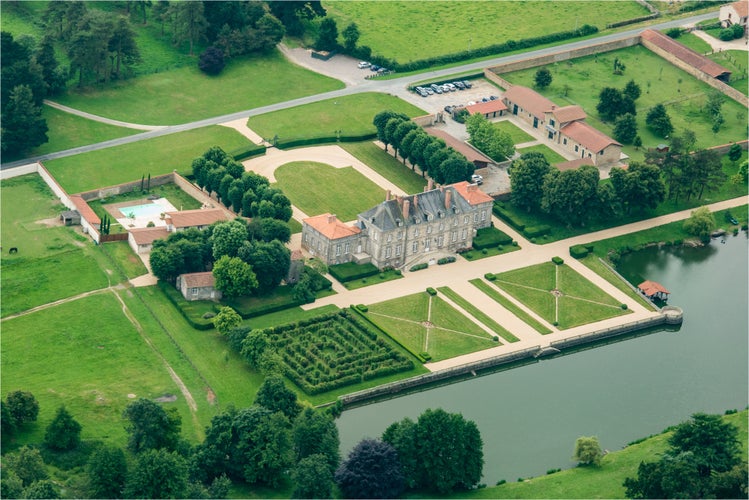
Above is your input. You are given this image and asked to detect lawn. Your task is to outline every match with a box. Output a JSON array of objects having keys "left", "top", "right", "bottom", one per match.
[
  {"left": 501, "top": 45, "right": 749, "bottom": 162},
  {"left": 100, "top": 241, "right": 148, "bottom": 279},
  {"left": 708, "top": 50, "right": 749, "bottom": 96},
  {"left": 247, "top": 92, "right": 425, "bottom": 143},
  {"left": 437, "top": 287, "right": 519, "bottom": 343},
  {"left": 492, "top": 262, "right": 630, "bottom": 329},
  {"left": 44, "top": 126, "right": 250, "bottom": 194},
  {"left": 274, "top": 161, "right": 385, "bottom": 221},
  {"left": 54, "top": 50, "right": 343, "bottom": 125},
  {"left": 516, "top": 144, "right": 567, "bottom": 165},
  {"left": 323, "top": 1, "right": 649, "bottom": 63},
  {"left": 0, "top": 293, "right": 197, "bottom": 449},
  {"left": 470, "top": 279, "right": 553, "bottom": 334},
  {"left": 341, "top": 141, "right": 428, "bottom": 194},
  {"left": 343, "top": 268, "right": 404, "bottom": 290},
  {"left": 493, "top": 120, "right": 535, "bottom": 145},
  {"left": 461, "top": 410, "right": 748, "bottom": 499},
  {"left": 366, "top": 292, "right": 498, "bottom": 362}
]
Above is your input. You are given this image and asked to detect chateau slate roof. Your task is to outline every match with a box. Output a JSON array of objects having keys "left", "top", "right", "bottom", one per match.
[
  {"left": 304, "top": 213, "right": 361, "bottom": 240},
  {"left": 360, "top": 187, "right": 473, "bottom": 232}
]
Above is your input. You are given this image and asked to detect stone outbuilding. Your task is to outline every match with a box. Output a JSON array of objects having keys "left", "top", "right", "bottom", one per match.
[
  {"left": 176, "top": 272, "right": 222, "bottom": 301},
  {"left": 128, "top": 227, "right": 169, "bottom": 254},
  {"left": 720, "top": 1, "right": 748, "bottom": 31},
  {"left": 164, "top": 208, "right": 227, "bottom": 232}
]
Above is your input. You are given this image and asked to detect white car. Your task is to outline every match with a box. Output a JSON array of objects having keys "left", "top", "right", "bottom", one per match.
[
  {"left": 471, "top": 174, "right": 483, "bottom": 185},
  {"left": 357, "top": 61, "right": 371, "bottom": 69}
]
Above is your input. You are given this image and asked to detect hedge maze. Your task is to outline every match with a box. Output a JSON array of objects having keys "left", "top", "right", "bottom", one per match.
[{"left": 241, "top": 311, "right": 414, "bottom": 395}]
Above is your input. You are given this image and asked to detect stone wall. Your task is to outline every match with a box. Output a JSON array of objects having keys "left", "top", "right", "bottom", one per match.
[
  {"left": 0, "top": 162, "right": 38, "bottom": 180},
  {"left": 77, "top": 173, "right": 174, "bottom": 200},
  {"left": 483, "top": 69, "right": 513, "bottom": 90}
]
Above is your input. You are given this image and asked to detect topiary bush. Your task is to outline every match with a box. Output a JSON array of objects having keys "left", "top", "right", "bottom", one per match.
[
  {"left": 570, "top": 245, "right": 589, "bottom": 259},
  {"left": 484, "top": 273, "right": 496, "bottom": 281},
  {"left": 621, "top": 303, "right": 628, "bottom": 310},
  {"left": 552, "top": 256, "right": 564, "bottom": 265},
  {"left": 410, "top": 263, "right": 428, "bottom": 272},
  {"left": 426, "top": 287, "right": 437, "bottom": 296}
]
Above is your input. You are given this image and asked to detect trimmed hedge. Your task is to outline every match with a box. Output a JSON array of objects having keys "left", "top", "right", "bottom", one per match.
[
  {"left": 605, "top": 13, "right": 658, "bottom": 29},
  {"left": 410, "top": 263, "right": 428, "bottom": 272},
  {"left": 473, "top": 226, "right": 513, "bottom": 249},
  {"left": 426, "top": 287, "right": 437, "bottom": 296},
  {"left": 552, "top": 256, "right": 564, "bottom": 265},
  {"left": 329, "top": 262, "right": 380, "bottom": 283},
  {"left": 570, "top": 244, "right": 590, "bottom": 259},
  {"left": 223, "top": 288, "right": 302, "bottom": 319},
  {"left": 275, "top": 133, "right": 377, "bottom": 150},
  {"left": 484, "top": 273, "right": 496, "bottom": 281},
  {"left": 437, "top": 256, "right": 456, "bottom": 265},
  {"left": 523, "top": 225, "right": 550, "bottom": 239},
  {"left": 230, "top": 144, "right": 267, "bottom": 161},
  {"left": 158, "top": 281, "right": 215, "bottom": 330},
  {"left": 493, "top": 204, "right": 526, "bottom": 232},
  {"left": 351, "top": 306, "right": 429, "bottom": 363}
]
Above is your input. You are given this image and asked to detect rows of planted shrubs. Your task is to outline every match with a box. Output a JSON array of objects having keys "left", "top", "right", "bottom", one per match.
[{"left": 231, "top": 311, "right": 413, "bottom": 395}]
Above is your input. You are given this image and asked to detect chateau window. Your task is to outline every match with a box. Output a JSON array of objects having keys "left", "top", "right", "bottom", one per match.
[
  {"left": 453, "top": 218, "right": 458, "bottom": 226},
  {"left": 480, "top": 210, "right": 486, "bottom": 221},
  {"left": 317, "top": 241, "right": 321, "bottom": 250},
  {"left": 396, "top": 244, "right": 402, "bottom": 256},
  {"left": 414, "top": 228, "right": 419, "bottom": 237},
  {"left": 412, "top": 241, "right": 418, "bottom": 253},
  {"left": 437, "top": 236, "right": 444, "bottom": 247},
  {"left": 385, "top": 247, "right": 392, "bottom": 258},
  {"left": 425, "top": 240, "right": 431, "bottom": 251},
  {"left": 345, "top": 242, "right": 350, "bottom": 253},
  {"left": 427, "top": 226, "right": 432, "bottom": 234},
  {"left": 549, "top": 119, "right": 555, "bottom": 127},
  {"left": 303, "top": 233, "right": 308, "bottom": 243},
  {"left": 575, "top": 145, "right": 579, "bottom": 152},
  {"left": 336, "top": 244, "right": 341, "bottom": 256},
  {"left": 387, "top": 234, "right": 392, "bottom": 242},
  {"left": 464, "top": 216, "right": 469, "bottom": 224},
  {"left": 473, "top": 213, "right": 479, "bottom": 223},
  {"left": 452, "top": 231, "right": 457, "bottom": 242},
  {"left": 461, "top": 229, "right": 467, "bottom": 240},
  {"left": 397, "top": 231, "right": 403, "bottom": 240},
  {"left": 191, "top": 288, "right": 198, "bottom": 295},
  {"left": 439, "top": 222, "right": 444, "bottom": 231},
  {"left": 563, "top": 138, "right": 567, "bottom": 145}
]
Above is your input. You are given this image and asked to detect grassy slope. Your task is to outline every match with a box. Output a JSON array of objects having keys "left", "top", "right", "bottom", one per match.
[
  {"left": 324, "top": 1, "right": 649, "bottom": 62},
  {"left": 516, "top": 144, "right": 567, "bottom": 164},
  {"left": 248, "top": 92, "right": 426, "bottom": 141},
  {"left": 44, "top": 126, "right": 250, "bottom": 194},
  {"left": 274, "top": 161, "right": 385, "bottom": 221},
  {"left": 456, "top": 410, "right": 748, "bottom": 499},
  {"left": 340, "top": 141, "right": 428, "bottom": 195},
  {"left": 501, "top": 45, "right": 748, "bottom": 162}
]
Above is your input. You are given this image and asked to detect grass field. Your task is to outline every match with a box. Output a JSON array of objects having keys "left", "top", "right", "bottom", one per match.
[
  {"left": 460, "top": 409, "right": 748, "bottom": 499},
  {"left": 492, "top": 262, "right": 630, "bottom": 329},
  {"left": 343, "top": 268, "right": 403, "bottom": 290},
  {"left": 274, "top": 161, "right": 385, "bottom": 221},
  {"left": 341, "top": 141, "right": 428, "bottom": 194},
  {"left": 469, "top": 279, "right": 553, "bottom": 334},
  {"left": 366, "top": 292, "right": 497, "bottom": 361},
  {"left": 436, "top": 287, "right": 518, "bottom": 343},
  {"left": 100, "top": 241, "right": 148, "bottom": 279},
  {"left": 248, "top": 93, "right": 426, "bottom": 142},
  {"left": 493, "top": 120, "right": 535, "bottom": 145},
  {"left": 44, "top": 126, "right": 250, "bottom": 194},
  {"left": 324, "top": 1, "right": 649, "bottom": 63},
  {"left": 516, "top": 144, "right": 567, "bottom": 165},
  {"left": 54, "top": 50, "right": 343, "bottom": 125},
  {"left": 502, "top": 45, "right": 749, "bottom": 162}
]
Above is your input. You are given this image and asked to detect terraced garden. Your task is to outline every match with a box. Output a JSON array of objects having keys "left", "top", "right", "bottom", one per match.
[
  {"left": 491, "top": 261, "right": 631, "bottom": 329},
  {"left": 364, "top": 291, "right": 499, "bottom": 362}
]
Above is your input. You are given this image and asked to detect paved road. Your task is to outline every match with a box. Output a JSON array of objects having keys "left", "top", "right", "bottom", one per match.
[{"left": 0, "top": 11, "right": 717, "bottom": 170}]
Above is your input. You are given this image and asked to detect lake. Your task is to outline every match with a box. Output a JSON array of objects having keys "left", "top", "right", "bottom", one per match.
[{"left": 337, "top": 234, "right": 748, "bottom": 483}]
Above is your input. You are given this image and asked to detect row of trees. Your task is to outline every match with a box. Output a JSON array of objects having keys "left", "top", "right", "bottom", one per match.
[
  {"left": 465, "top": 113, "right": 515, "bottom": 162},
  {"left": 374, "top": 111, "right": 476, "bottom": 186}
]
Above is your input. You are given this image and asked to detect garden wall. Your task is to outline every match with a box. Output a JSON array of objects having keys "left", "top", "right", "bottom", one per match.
[
  {"left": 640, "top": 38, "right": 749, "bottom": 107},
  {"left": 37, "top": 162, "right": 74, "bottom": 210},
  {"left": 550, "top": 314, "right": 670, "bottom": 350},
  {"left": 483, "top": 70, "right": 513, "bottom": 90},
  {"left": 486, "top": 36, "right": 640, "bottom": 75},
  {"left": 77, "top": 173, "right": 174, "bottom": 200},
  {"left": 0, "top": 162, "right": 38, "bottom": 180},
  {"left": 412, "top": 113, "right": 442, "bottom": 127}
]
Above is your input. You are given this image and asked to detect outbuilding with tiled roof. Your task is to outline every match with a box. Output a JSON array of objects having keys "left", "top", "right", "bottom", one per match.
[
  {"left": 465, "top": 100, "right": 508, "bottom": 119},
  {"left": 559, "top": 121, "right": 622, "bottom": 167},
  {"left": 128, "top": 227, "right": 169, "bottom": 254},
  {"left": 164, "top": 208, "right": 227, "bottom": 231},
  {"left": 720, "top": 1, "right": 748, "bottom": 30},
  {"left": 301, "top": 213, "right": 365, "bottom": 266},
  {"left": 640, "top": 29, "right": 732, "bottom": 82},
  {"left": 638, "top": 280, "right": 670, "bottom": 301},
  {"left": 503, "top": 85, "right": 555, "bottom": 129},
  {"left": 176, "top": 272, "right": 222, "bottom": 301}
]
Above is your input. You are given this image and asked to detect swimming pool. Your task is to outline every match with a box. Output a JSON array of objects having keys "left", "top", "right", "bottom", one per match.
[{"left": 120, "top": 203, "right": 164, "bottom": 218}]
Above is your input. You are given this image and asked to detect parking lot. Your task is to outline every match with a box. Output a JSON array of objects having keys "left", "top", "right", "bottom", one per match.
[{"left": 410, "top": 79, "right": 503, "bottom": 115}]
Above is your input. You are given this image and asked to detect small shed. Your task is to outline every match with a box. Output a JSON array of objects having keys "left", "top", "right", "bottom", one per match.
[
  {"left": 287, "top": 249, "right": 304, "bottom": 285},
  {"left": 60, "top": 210, "right": 81, "bottom": 226},
  {"left": 176, "top": 272, "right": 222, "bottom": 302},
  {"left": 638, "top": 280, "right": 670, "bottom": 301}
]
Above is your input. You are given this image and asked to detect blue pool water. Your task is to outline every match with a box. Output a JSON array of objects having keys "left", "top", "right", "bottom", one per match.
[{"left": 119, "top": 202, "right": 164, "bottom": 218}]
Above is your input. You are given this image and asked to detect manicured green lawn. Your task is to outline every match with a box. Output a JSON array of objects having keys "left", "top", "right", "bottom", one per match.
[
  {"left": 502, "top": 45, "right": 749, "bottom": 162},
  {"left": 493, "top": 262, "right": 630, "bottom": 329},
  {"left": 101, "top": 241, "right": 148, "bottom": 279},
  {"left": 577, "top": 255, "right": 655, "bottom": 311},
  {"left": 324, "top": 1, "right": 649, "bottom": 62},
  {"left": 1, "top": 293, "right": 196, "bottom": 449},
  {"left": 44, "top": 126, "right": 250, "bottom": 194},
  {"left": 516, "top": 144, "right": 567, "bottom": 165},
  {"left": 341, "top": 141, "right": 428, "bottom": 194},
  {"left": 459, "top": 410, "right": 748, "bottom": 499},
  {"left": 248, "top": 92, "right": 425, "bottom": 142},
  {"left": 55, "top": 50, "right": 344, "bottom": 125},
  {"left": 437, "top": 287, "right": 518, "bottom": 343},
  {"left": 675, "top": 33, "right": 712, "bottom": 54},
  {"left": 39, "top": 106, "right": 139, "bottom": 153},
  {"left": 274, "top": 161, "right": 385, "bottom": 221},
  {"left": 343, "top": 269, "right": 404, "bottom": 290},
  {"left": 366, "top": 292, "right": 497, "bottom": 362},
  {"left": 493, "top": 120, "right": 535, "bottom": 145},
  {"left": 470, "top": 279, "right": 552, "bottom": 334},
  {"left": 462, "top": 244, "right": 521, "bottom": 261}
]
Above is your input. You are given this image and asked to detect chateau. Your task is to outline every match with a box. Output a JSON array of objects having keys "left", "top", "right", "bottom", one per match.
[{"left": 302, "top": 181, "right": 493, "bottom": 270}]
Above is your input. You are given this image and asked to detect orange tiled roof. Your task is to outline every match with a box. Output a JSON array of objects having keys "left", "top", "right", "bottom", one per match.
[
  {"left": 727, "top": 0, "right": 748, "bottom": 19},
  {"left": 641, "top": 29, "right": 731, "bottom": 79},
  {"left": 638, "top": 280, "right": 670, "bottom": 296},
  {"left": 449, "top": 181, "right": 494, "bottom": 205},
  {"left": 465, "top": 100, "right": 508, "bottom": 115},
  {"left": 181, "top": 272, "right": 215, "bottom": 288},
  {"left": 549, "top": 105, "right": 586, "bottom": 124},
  {"left": 165, "top": 208, "right": 227, "bottom": 228},
  {"left": 304, "top": 214, "right": 361, "bottom": 240},
  {"left": 561, "top": 121, "right": 621, "bottom": 153},
  {"left": 425, "top": 128, "right": 495, "bottom": 165},
  {"left": 69, "top": 195, "right": 101, "bottom": 225},
  {"left": 129, "top": 227, "right": 169, "bottom": 245},
  {"left": 503, "top": 85, "right": 555, "bottom": 119}
]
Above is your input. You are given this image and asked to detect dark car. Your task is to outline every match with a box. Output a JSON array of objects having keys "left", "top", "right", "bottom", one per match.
[
  {"left": 370, "top": 65, "right": 380, "bottom": 72},
  {"left": 462, "top": 80, "right": 473, "bottom": 88}
]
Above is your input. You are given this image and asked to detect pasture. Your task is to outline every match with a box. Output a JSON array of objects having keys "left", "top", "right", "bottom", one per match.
[
  {"left": 274, "top": 161, "right": 385, "bottom": 221},
  {"left": 247, "top": 93, "right": 426, "bottom": 142},
  {"left": 365, "top": 292, "right": 498, "bottom": 362},
  {"left": 491, "top": 262, "right": 630, "bottom": 329},
  {"left": 324, "top": 1, "right": 649, "bottom": 63},
  {"left": 44, "top": 126, "right": 250, "bottom": 194},
  {"left": 501, "top": 45, "right": 748, "bottom": 161}
]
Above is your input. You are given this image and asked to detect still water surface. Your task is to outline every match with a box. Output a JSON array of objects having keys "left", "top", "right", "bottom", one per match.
[{"left": 337, "top": 235, "right": 748, "bottom": 483}]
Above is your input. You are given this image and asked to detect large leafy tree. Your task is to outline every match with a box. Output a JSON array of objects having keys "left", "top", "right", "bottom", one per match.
[
  {"left": 609, "top": 162, "right": 665, "bottom": 214},
  {"left": 22, "top": 479, "right": 60, "bottom": 500},
  {"left": 534, "top": 67, "right": 552, "bottom": 89},
  {"left": 169, "top": 0, "right": 208, "bottom": 55},
  {"left": 465, "top": 113, "right": 514, "bottom": 161},
  {"left": 315, "top": 17, "right": 339, "bottom": 51},
  {"left": 645, "top": 104, "right": 673, "bottom": 138},
  {"left": 342, "top": 22, "right": 360, "bottom": 52},
  {"left": 438, "top": 155, "right": 475, "bottom": 185},
  {"left": 213, "top": 306, "right": 242, "bottom": 336},
  {"left": 44, "top": 406, "right": 82, "bottom": 451},
  {"left": 211, "top": 219, "right": 249, "bottom": 260},
  {"left": 573, "top": 436, "right": 603, "bottom": 466},
  {"left": 35, "top": 35, "right": 66, "bottom": 96},
  {"left": 382, "top": 417, "right": 419, "bottom": 488},
  {"left": 87, "top": 446, "right": 128, "bottom": 499},
  {"left": 596, "top": 87, "right": 635, "bottom": 122},
  {"left": 234, "top": 406, "right": 294, "bottom": 486},
  {"left": 122, "top": 398, "right": 182, "bottom": 453},
  {"left": 292, "top": 408, "right": 340, "bottom": 472},
  {"left": 373, "top": 111, "right": 409, "bottom": 152},
  {"left": 237, "top": 239, "right": 290, "bottom": 292},
  {"left": 124, "top": 449, "right": 188, "bottom": 499},
  {"left": 668, "top": 413, "right": 741, "bottom": 477},
  {"left": 254, "top": 375, "right": 301, "bottom": 420},
  {"left": 683, "top": 148, "right": 726, "bottom": 201},
  {"left": 541, "top": 165, "right": 601, "bottom": 227},
  {"left": 292, "top": 454, "right": 334, "bottom": 499},
  {"left": 1, "top": 84, "right": 49, "bottom": 156},
  {"left": 109, "top": 16, "right": 141, "bottom": 79},
  {"left": 67, "top": 11, "right": 114, "bottom": 86},
  {"left": 509, "top": 152, "right": 551, "bottom": 212},
  {"left": 212, "top": 255, "right": 258, "bottom": 297},
  {"left": 613, "top": 112, "right": 638, "bottom": 144},
  {"left": 4, "top": 390, "right": 39, "bottom": 428},
  {"left": 268, "top": 1, "right": 326, "bottom": 37},
  {"left": 3, "top": 446, "right": 48, "bottom": 487},
  {"left": 335, "top": 438, "right": 405, "bottom": 499}
]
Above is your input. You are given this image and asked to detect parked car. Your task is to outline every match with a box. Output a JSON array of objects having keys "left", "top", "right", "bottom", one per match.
[
  {"left": 467, "top": 100, "right": 476, "bottom": 106},
  {"left": 426, "top": 88, "right": 434, "bottom": 95},
  {"left": 444, "top": 105, "right": 454, "bottom": 113},
  {"left": 471, "top": 174, "right": 483, "bottom": 185},
  {"left": 358, "top": 61, "right": 371, "bottom": 69},
  {"left": 462, "top": 80, "right": 473, "bottom": 88},
  {"left": 370, "top": 65, "right": 380, "bottom": 72},
  {"left": 489, "top": 95, "right": 498, "bottom": 100},
  {"left": 454, "top": 81, "right": 465, "bottom": 89},
  {"left": 441, "top": 84, "right": 451, "bottom": 93},
  {"left": 446, "top": 83, "right": 457, "bottom": 91}
]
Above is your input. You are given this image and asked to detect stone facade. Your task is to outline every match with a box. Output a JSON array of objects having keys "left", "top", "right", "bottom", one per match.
[{"left": 302, "top": 183, "right": 493, "bottom": 270}]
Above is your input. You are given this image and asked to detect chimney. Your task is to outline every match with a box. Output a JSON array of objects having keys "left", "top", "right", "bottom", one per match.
[
  {"left": 414, "top": 195, "right": 418, "bottom": 209},
  {"left": 386, "top": 190, "right": 391, "bottom": 201},
  {"left": 427, "top": 179, "right": 434, "bottom": 191},
  {"left": 402, "top": 199, "right": 410, "bottom": 220},
  {"left": 328, "top": 214, "right": 336, "bottom": 224},
  {"left": 444, "top": 189, "right": 452, "bottom": 210}
]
